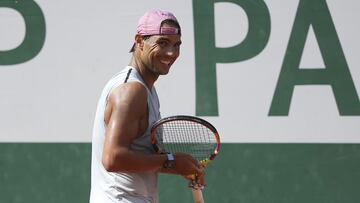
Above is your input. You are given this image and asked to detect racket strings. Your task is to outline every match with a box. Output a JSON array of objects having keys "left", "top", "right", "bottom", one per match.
[{"left": 155, "top": 120, "right": 217, "bottom": 161}]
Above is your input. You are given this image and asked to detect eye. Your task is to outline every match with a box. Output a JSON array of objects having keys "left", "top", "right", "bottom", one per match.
[{"left": 157, "top": 40, "right": 168, "bottom": 47}]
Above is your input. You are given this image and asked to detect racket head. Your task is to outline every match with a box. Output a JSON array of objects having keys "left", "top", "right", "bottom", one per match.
[{"left": 150, "top": 115, "right": 220, "bottom": 163}]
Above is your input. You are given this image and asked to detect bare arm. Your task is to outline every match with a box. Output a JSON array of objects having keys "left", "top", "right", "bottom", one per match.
[
  {"left": 102, "top": 82, "right": 164, "bottom": 172},
  {"left": 101, "top": 82, "right": 203, "bottom": 176}
]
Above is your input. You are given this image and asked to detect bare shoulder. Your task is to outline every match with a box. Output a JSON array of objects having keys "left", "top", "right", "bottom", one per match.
[
  {"left": 105, "top": 82, "right": 148, "bottom": 124},
  {"left": 110, "top": 82, "right": 147, "bottom": 103}
]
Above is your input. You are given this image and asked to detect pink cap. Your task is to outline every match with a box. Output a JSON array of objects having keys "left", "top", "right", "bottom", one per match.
[{"left": 136, "top": 10, "right": 180, "bottom": 35}]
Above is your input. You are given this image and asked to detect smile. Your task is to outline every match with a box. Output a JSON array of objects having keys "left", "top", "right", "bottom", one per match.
[{"left": 160, "top": 60, "right": 171, "bottom": 65}]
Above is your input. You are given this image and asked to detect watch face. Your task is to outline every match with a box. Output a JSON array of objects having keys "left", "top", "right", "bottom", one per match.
[{"left": 164, "top": 153, "right": 175, "bottom": 169}]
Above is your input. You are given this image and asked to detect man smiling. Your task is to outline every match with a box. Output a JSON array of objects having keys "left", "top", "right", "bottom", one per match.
[{"left": 90, "top": 10, "right": 204, "bottom": 203}]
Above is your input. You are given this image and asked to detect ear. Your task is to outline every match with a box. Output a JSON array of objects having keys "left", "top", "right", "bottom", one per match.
[{"left": 134, "top": 34, "right": 144, "bottom": 51}]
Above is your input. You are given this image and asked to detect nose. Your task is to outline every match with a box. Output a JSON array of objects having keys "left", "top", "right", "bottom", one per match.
[{"left": 165, "top": 46, "right": 178, "bottom": 57}]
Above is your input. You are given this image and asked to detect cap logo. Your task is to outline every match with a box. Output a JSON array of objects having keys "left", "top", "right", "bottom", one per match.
[{"left": 159, "top": 27, "right": 180, "bottom": 35}]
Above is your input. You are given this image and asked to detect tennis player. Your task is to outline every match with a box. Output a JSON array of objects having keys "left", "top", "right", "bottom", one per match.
[{"left": 90, "top": 10, "right": 204, "bottom": 203}]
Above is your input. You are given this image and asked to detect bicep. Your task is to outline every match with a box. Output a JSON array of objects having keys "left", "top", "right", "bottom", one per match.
[{"left": 102, "top": 83, "right": 148, "bottom": 168}]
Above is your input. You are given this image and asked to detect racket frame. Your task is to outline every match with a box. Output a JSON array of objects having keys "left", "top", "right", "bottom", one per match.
[{"left": 150, "top": 115, "right": 220, "bottom": 161}]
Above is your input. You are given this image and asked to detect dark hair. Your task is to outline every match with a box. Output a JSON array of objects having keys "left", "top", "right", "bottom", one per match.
[
  {"left": 141, "top": 35, "right": 151, "bottom": 41},
  {"left": 161, "top": 19, "right": 181, "bottom": 35}
]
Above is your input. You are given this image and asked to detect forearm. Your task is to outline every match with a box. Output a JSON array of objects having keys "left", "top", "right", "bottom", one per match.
[{"left": 102, "top": 147, "right": 166, "bottom": 173}]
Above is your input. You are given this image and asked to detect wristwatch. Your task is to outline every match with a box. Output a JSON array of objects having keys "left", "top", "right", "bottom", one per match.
[{"left": 163, "top": 153, "right": 175, "bottom": 169}]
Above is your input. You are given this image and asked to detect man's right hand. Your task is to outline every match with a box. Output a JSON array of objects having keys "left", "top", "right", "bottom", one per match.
[{"left": 173, "top": 152, "right": 204, "bottom": 176}]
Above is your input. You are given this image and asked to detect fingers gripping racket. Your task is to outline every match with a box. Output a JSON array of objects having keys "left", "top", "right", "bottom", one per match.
[{"left": 150, "top": 115, "right": 220, "bottom": 203}]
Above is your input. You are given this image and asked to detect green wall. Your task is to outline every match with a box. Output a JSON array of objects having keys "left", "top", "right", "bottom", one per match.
[{"left": 1, "top": 144, "right": 360, "bottom": 203}]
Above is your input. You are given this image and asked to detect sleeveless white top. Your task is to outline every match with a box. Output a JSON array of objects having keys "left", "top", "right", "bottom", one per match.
[{"left": 90, "top": 66, "right": 161, "bottom": 203}]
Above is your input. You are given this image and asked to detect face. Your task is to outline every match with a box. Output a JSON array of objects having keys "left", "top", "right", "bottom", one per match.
[{"left": 138, "top": 24, "right": 182, "bottom": 75}]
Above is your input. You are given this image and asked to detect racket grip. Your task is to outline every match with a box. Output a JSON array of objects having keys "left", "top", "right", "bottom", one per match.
[{"left": 192, "top": 188, "right": 204, "bottom": 203}]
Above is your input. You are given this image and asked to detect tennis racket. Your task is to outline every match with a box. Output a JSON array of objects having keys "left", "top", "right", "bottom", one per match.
[{"left": 150, "top": 115, "right": 220, "bottom": 203}]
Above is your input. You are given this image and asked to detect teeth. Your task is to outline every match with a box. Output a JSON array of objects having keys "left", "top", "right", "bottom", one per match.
[{"left": 160, "top": 60, "right": 171, "bottom": 65}]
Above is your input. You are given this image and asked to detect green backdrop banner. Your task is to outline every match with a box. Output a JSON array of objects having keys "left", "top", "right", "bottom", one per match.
[{"left": 1, "top": 143, "right": 359, "bottom": 203}]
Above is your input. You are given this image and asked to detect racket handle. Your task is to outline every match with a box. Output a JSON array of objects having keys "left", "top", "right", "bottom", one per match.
[{"left": 192, "top": 188, "right": 204, "bottom": 203}]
